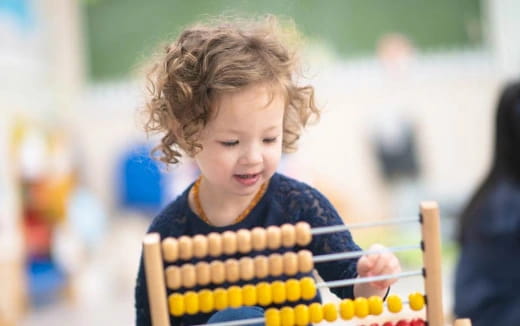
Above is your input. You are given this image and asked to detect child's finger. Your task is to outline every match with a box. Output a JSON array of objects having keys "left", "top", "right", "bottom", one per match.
[{"left": 356, "top": 254, "right": 372, "bottom": 276}]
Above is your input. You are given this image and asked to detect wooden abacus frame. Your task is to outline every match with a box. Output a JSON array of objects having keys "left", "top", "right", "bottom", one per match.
[{"left": 142, "top": 201, "right": 471, "bottom": 326}]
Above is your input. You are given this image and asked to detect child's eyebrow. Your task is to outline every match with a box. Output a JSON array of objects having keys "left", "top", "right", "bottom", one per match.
[{"left": 216, "top": 125, "right": 281, "bottom": 134}]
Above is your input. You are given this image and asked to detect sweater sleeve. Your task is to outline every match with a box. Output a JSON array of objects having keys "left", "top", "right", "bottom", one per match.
[
  {"left": 298, "top": 186, "right": 361, "bottom": 299},
  {"left": 135, "top": 255, "right": 152, "bottom": 326}
]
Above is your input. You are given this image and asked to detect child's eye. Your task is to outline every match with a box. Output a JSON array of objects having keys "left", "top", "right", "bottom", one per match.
[
  {"left": 220, "top": 140, "right": 239, "bottom": 147},
  {"left": 263, "top": 137, "right": 278, "bottom": 144}
]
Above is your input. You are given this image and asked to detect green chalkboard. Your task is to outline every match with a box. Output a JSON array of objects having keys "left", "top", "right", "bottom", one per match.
[{"left": 84, "top": 0, "right": 482, "bottom": 80}]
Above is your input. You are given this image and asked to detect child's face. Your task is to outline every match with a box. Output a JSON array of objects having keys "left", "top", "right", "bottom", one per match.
[{"left": 194, "top": 83, "right": 284, "bottom": 197}]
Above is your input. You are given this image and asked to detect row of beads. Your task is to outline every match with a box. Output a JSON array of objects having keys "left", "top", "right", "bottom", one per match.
[
  {"left": 264, "top": 298, "right": 384, "bottom": 326},
  {"left": 162, "top": 222, "right": 312, "bottom": 262},
  {"left": 168, "top": 277, "right": 317, "bottom": 316},
  {"left": 264, "top": 295, "right": 425, "bottom": 326},
  {"left": 387, "top": 293, "right": 425, "bottom": 312},
  {"left": 359, "top": 319, "right": 426, "bottom": 326},
  {"left": 166, "top": 250, "right": 313, "bottom": 289}
]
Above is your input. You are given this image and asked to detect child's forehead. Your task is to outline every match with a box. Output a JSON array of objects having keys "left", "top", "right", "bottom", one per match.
[{"left": 215, "top": 83, "right": 284, "bottom": 106}]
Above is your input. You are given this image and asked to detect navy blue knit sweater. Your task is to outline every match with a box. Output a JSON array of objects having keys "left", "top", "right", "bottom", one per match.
[{"left": 134, "top": 173, "right": 361, "bottom": 325}]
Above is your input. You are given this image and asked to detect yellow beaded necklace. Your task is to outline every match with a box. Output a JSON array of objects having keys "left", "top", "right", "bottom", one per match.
[{"left": 192, "top": 176, "right": 268, "bottom": 225}]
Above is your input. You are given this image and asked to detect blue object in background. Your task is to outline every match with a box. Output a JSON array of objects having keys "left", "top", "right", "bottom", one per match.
[
  {"left": 117, "top": 144, "right": 166, "bottom": 215},
  {"left": 27, "top": 259, "right": 66, "bottom": 306}
]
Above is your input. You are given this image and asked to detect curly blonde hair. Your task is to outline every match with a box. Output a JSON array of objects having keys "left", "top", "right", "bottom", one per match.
[{"left": 143, "top": 15, "right": 320, "bottom": 165}]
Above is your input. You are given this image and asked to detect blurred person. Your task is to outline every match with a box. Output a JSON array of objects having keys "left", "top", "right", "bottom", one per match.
[
  {"left": 134, "top": 15, "right": 401, "bottom": 325},
  {"left": 454, "top": 80, "right": 520, "bottom": 326}
]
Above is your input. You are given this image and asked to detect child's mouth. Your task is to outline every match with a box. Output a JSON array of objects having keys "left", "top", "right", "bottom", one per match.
[{"left": 234, "top": 173, "right": 260, "bottom": 185}]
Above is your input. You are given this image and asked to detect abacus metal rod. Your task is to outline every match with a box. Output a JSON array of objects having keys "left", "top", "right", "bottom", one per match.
[
  {"left": 311, "top": 217, "right": 419, "bottom": 235},
  {"left": 317, "top": 269, "right": 423, "bottom": 288},
  {"left": 313, "top": 244, "right": 421, "bottom": 263},
  {"left": 192, "top": 269, "right": 424, "bottom": 326},
  {"left": 199, "top": 317, "right": 265, "bottom": 326}
]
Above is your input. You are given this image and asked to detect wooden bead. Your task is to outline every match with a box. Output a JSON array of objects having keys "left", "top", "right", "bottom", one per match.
[
  {"left": 225, "top": 258, "right": 240, "bottom": 283},
  {"left": 198, "top": 289, "right": 214, "bottom": 313},
  {"left": 162, "top": 237, "right": 179, "bottom": 262},
  {"left": 251, "top": 227, "right": 267, "bottom": 251},
  {"left": 354, "top": 297, "right": 369, "bottom": 318},
  {"left": 254, "top": 255, "right": 269, "bottom": 279},
  {"left": 207, "top": 232, "right": 222, "bottom": 257},
  {"left": 192, "top": 234, "right": 208, "bottom": 258},
  {"left": 236, "top": 229, "right": 252, "bottom": 253},
  {"left": 195, "top": 261, "right": 210, "bottom": 286},
  {"left": 294, "top": 304, "right": 309, "bottom": 326},
  {"left": 165, "top": 265, "right": 181, "bottom": 290},
  {"left": 269, "top": 253, "right": 284, "bottom": 277},
  {"left": 178, "top": 236, "right": 193, "bottom": 260},
  {"left": 271, "top": 281, "right": 286, "bottom": 304},
  {"left": 300, "top": 277, "right": 317, "bottom": 300},
  {"left": 168, "top": 293, "right": 184, "bottom": 316},
  {"left": 387, "top": 295, "right": 403, "bottom": 313},
  {"left": 239, "top": 257, "right": 255, "bottom": 281},
  {"left": 266, "top": 226, "right": 282, "bottom": 250},
  {"left": 210, "top": 261, "right": 225, "bottom": 284},
  {"left": 339, "top": 299, "right": 355, "bottom": 320},
  {"left": 323, "top": 303, "right": 338, "bottom": 322},
  {"left": 409, "top": 292, "right": 425, "bottom": 311},
  {"left": 181, "top": 264, "right": 196, "bottom": 288},
  {"left": 295, "top": 222, "right": 312, "bottom": 246},
  {"left": 222, "top": 231, "right": 237, "bottom": 255},
  {"left": 283, "top": 252, "right": 298, "bottom": 275},
  {"left": 227, "top": 286, "right": 242, "bottom": 308},
  {"left": 368, "top": 296, "right": 384, "bottom": 315},
  {"left": 285, "top": 279, "right": 301, "bottom": 302},
  {"left": 214, "top": 288, "right": 228, "bottom": 311},
  {"left": 309, "top": 303, "right": 323, "bottom": 323},
  {"left": 280, "top": 307, "right": 295, "bottom": 326},
  {"left": 257, "top": 282, "right": 273, "bottom": 306},
  {"left": 280, "top": 224, "right": 296, "bottom": 247},
  {"left": 242, "top": 284, "right": 257, "bottom": 306},
  {"left": 184, "top": 291, "right": 199, "bottom": 315},
  {"left": 265, "top": 308, "right": 280, "bottom": 326},
  {"left": 298, "top": 250, "right": 314, "bottom": 273}
]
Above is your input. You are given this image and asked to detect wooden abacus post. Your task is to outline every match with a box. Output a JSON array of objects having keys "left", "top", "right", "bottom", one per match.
[
  {"left": 143, "top": 233, "right": 169, "bottom": 326},
  {"left": 420, "top": 201, "right": 444, "bottom": 326},
  {"left": 454, "top": 318, "right": 472, "bottom": 326}
]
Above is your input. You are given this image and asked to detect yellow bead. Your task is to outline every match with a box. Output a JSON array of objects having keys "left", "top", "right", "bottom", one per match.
[
  {"left": 280, "top": 307, "right": 295, "bottom": 326},
  {"left": 272, "top": 281, "right": 286, "bottom": 304},
  {"left": 323, "top": 302, "right": 338, "bottom": 322},
  {"left": 285, "top": 279, "right": 301, "bottom": 302},
  {"left": 409, "top": 292, "right": 425, "bottom": 311},
  {"left": 228, "top": 286, "right": 242, "bottom": 308},
  {"left": 198, "top": 290, "right": 214, "bottom": 313},
  {"left": 214, "top": 288, "right": 228, "bottom": 311},
  {"left": 354, "top": 297, "right": 369, "bottom": 318},
  {"left": 368, "top": 296, "right": 383, "bottom": 315},
  {"left": 294, "top": 304, "right": 309, "bottom": 326},
  {"left": 168, "top": 293, "right": 184, "bottom": 317},
  {"left": 300, "top": 277, "right": 317, "bottom": 300},
  {"left": 386, "top": 294, "right": 402, "bottom": 313},
  {"left": 257, "top": 282, "right": 272, "bottom": 306},
  {"left": 265, "top": 308, "right": 281, "bottom": 326},
  {"left": 242, "top": 285, "right": 257, "bottom": 306},
  {"left": 184, "top": 291, "right": 199, "bottom": 315},
  {"left": 339, "top": 299, "right": 354, "bottom": 320},
  {"left": 308, "top": 303, "right": 323, "bottom": 323}
]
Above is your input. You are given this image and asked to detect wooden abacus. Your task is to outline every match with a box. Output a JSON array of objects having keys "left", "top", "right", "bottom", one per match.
[{"left": 142, "top": 201, "right": 471, "bottom": 326}]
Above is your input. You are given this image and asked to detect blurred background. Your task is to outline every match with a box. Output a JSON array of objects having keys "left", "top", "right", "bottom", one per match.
[{"left": 1, "top": 0, "right": 519, "bottom": 325}]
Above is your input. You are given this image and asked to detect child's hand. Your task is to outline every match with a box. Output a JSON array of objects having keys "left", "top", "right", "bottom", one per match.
[{"left": 355, "top": 244, "right": 401, "bottom": 297}]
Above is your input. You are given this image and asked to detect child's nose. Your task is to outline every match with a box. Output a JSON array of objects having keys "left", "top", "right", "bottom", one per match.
[{"left": 239, "top": 144, "right": 262, "bottom": 165}]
